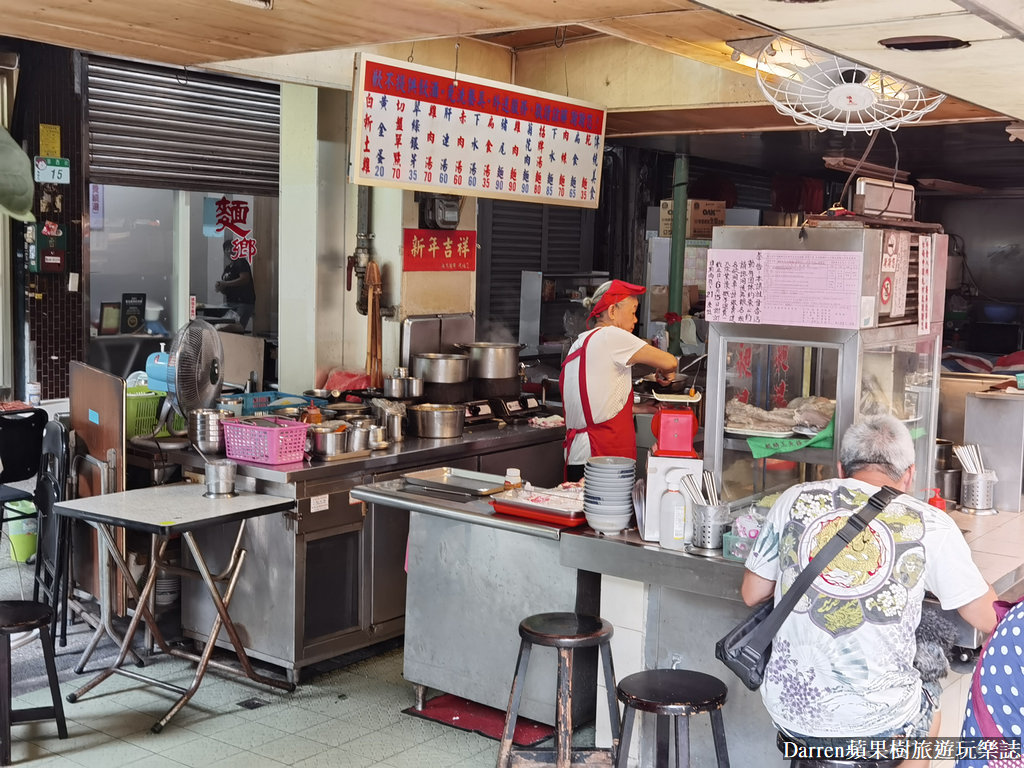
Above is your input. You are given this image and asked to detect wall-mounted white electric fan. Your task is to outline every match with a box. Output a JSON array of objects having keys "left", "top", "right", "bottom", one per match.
[{"left": 754, "top": 37, "right": 946, "bottom": 134}]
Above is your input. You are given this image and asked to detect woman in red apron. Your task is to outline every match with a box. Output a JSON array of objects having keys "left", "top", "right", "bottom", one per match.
[{"left": 560, "top": 280, "right": 679, "bottom": 481}]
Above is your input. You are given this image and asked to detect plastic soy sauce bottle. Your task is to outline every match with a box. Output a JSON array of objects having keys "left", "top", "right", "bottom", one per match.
[
  {"left": 659, "top": 481, "right": 688, "bottom": 551},
  {"left": 504, "top": 468, "right": 523, "bottom": 490}
]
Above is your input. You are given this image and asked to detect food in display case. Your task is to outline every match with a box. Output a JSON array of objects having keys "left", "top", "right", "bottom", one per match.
[{"left": 724, "top": 395, "right": 836, "bottom": 434}]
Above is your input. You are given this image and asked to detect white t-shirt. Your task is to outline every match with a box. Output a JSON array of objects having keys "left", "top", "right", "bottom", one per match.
[
  {"left": 745, "top": 477, "right": 989, "bottom": 737},
  {"left": 562, "top": 326, "right": 646, "bottom": 465}
]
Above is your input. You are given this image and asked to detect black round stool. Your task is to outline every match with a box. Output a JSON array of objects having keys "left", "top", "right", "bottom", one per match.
[
  {"left": 0, "top": 601, "right": 68, "bottom": 765},
  {"left": 777, "top": 733, "right": 903, "bottom": 767},
  {"left": 497, "top": 612, "right": 620, "bottom": 768},
  {"left": 616, "top": 669, "right": 730, "bottom": 768}
]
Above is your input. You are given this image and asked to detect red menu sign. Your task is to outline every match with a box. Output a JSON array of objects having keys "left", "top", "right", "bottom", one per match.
[
  {"left": 351, "top": 54, "right": 606, "bottom": 208},
  {"left": 403, "top": 229, "right": 476, "bottom": 272}
]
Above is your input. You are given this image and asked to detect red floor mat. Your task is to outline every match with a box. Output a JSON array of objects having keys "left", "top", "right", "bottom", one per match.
[{"left": 402, "top": 693, "right": 555, "bottom": 747}]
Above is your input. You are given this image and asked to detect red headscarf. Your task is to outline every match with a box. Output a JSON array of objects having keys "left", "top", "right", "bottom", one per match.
[{"left": 586, "top": 279, "right": 646, "bottom": 322}]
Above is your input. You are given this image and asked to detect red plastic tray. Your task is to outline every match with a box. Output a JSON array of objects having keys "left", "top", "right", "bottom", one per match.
[{"left": 490, "top": 500, "right": 588, "bottom": 527}]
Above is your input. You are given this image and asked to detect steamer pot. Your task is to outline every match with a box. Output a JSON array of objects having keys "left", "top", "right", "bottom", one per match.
[
  {"left": 454, "top": 342, "right": 525, "bottom": 380},
  {"left": 411, "top": 353, "right": 470, "bottom": 384}
]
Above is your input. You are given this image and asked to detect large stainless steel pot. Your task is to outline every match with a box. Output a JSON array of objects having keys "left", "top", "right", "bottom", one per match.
[
  {"left": 454, "top": 342, "right": 525, "bottom": 379},
  {"left": 411, "top": 353, "right": 470, "bottom": 384},
  {"left": 407, "top": 404, "right": 465, "bottom": 438}
]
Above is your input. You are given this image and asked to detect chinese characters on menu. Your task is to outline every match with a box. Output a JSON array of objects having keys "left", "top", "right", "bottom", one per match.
[
  {"left": 705, "top": 249, "right": 863, "bottom": 329},
  {"left": 353, "top": 56, "right": 606, "bottom": 208}
]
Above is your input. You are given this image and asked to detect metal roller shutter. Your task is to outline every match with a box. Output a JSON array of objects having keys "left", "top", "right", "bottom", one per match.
[
  {"left": 86, "top": 56, "right": 279, "bottom": 195},
  {"left": 477, "top": 198, "right": 594, "bottom": 330}
]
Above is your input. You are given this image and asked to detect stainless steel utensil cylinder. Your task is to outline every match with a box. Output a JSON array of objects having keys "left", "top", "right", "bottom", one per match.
[
  {"left": 387, "top": 413, "right": 404, "bottom": 442},
  {"left": 204, "top": 459, "right": 237, "bottom": 497}
]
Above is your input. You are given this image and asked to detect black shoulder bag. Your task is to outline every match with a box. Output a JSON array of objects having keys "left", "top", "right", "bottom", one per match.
[{"left": 715, "top": 485, "right": 901, "bottom": 690}]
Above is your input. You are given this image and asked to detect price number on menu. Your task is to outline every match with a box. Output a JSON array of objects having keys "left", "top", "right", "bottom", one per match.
[{"left": 33, "top": 157, "right": 70, "bottom": 184}]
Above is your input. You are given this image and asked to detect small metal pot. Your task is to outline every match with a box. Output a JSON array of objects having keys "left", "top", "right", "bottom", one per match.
[
  {"left": 348, "top": 425, "right": 370, "bottom": 451},
  {"left": 408, "top": 404, "right": 465, "bottom": 438},
  {"left": 454, "top": 342, "right": 525, "bottom": 380},
  {"left": 382, "top": 375, "right": 425, "bottom": 399},
  {"left": 309, "top": 426, "right": 348, "bottom": 457},
  {"left": 411, "top": 353, "right": 470, "bottom": 384}
]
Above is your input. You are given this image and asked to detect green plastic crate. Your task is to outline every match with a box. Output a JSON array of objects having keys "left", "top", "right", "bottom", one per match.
[{"left": 126, "top": 387, "right": 186, "bottom": 438}]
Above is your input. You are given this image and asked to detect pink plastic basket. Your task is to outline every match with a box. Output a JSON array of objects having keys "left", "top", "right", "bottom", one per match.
[{"left": 221, "top": 417, "right": 308, "bottom": 465}]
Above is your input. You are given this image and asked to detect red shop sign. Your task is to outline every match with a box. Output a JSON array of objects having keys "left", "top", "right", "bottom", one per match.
[{"left": 403, "top": 229, "right": 476, "bottom": 272}]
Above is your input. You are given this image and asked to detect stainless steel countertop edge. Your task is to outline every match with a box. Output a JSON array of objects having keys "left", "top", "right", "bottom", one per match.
[
  {"left": 350, "top": 480, "right": 563, "bottom": 540},
  {"left": 169, "top": 423, "right": 565, "bottom": 484},
  {"left": 559, "top": 530, "right": 746, "bottom": 602}
]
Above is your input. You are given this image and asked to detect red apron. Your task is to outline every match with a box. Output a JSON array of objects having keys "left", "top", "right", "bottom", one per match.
[{"left": 559, "top": 329, "right": 636, "bottom": 471}]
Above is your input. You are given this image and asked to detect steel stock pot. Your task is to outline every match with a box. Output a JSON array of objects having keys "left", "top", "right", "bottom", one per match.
[
  {"left": 454, "top": 342, "right": 525, "bottom": 380},
  {"left": 411, "top": 353, "right": 470, "bottom": 384}
]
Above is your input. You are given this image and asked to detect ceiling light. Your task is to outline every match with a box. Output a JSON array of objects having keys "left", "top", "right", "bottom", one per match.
[
  {"left": 822, "top": 155, "right": 911, "bottom": 183},
  {"left": 878, "top": 36, "right": 970, "bottom": 52},
  {"left": 227, "top": 0, "right": 273, "bottom": 8}
]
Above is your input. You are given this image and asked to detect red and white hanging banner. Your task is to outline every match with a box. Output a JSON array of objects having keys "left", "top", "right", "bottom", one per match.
[
  {"left": 403, "top": 229, "right": 476, "bottom": 272},
  {"left": 351, "top": 54, "right": 606, "bottom": 208}
]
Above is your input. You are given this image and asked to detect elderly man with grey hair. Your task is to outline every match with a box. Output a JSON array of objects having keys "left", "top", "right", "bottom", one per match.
[{"left": 741, "top": 415, "right": 996, "bottom": 768}]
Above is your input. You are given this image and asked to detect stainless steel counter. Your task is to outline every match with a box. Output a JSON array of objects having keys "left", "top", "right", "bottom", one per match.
[
  {"left": 172, "top": 421, "right": 566, "bottom": 486},
  {"left": 354, "top": 474, "right": 599, "bottom": 726},
  {"left": 169, "top": 422, "right": 566, "bottom": 682},
  {"left": 351, "top": 479, "right": 566, "bottom": 540}
]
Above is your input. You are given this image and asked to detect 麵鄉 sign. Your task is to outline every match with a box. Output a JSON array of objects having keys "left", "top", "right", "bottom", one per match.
[{"left": 350, "top": 54, "right": 606, "bottom": 209}]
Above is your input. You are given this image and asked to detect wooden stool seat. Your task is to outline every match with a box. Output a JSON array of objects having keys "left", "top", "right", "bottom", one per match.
[
  {"left": 0, "top": 603, "right": 52, "bottom": 635},
  {"left": 616, "top": 669, "right": 730, "bottom": 768},
  {"left": 777, "top": 734, "right": 903, "bottom": 768},
  {"left": 0, "top": 600, "right": 68, "bottom": 765},
  {"left": 519, "top": 612, "right": 614, "bottom": 649},
  {"left": 498, "top": 612, "right": 619, "bottom": 768}
]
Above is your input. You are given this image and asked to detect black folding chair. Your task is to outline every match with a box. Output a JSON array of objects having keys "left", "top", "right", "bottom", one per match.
[
  {"left": 31, "top": 421, "right": 73, "bottom": 648},
  {"left": 0, "top": 408, "right": 47, "bottom": 505}
]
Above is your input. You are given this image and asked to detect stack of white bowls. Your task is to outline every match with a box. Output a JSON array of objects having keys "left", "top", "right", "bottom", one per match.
[{"left": 583, "top": 456, "right": 636, "bottom": 533}]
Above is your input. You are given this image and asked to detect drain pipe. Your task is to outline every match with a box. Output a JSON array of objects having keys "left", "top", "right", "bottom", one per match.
[{"left": 668, "top": 153, "right": 690, "bottom": 355}]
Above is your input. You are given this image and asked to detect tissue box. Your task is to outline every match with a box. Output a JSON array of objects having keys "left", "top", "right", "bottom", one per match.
[{"left": 723, "top": 530, "right": 753, "bottom": 563}]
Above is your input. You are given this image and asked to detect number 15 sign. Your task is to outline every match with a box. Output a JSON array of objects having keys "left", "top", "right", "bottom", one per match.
[{"left": 350, "top": 54, "right": 607, "bottom": 209}]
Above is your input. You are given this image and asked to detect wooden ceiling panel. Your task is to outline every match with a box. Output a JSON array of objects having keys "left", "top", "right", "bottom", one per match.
[
  {"left": 0, "top": 0, "right": 694, "bottom": 66},
  {"left": 586, "top": 9, "right": 767, "bottom": 70}
]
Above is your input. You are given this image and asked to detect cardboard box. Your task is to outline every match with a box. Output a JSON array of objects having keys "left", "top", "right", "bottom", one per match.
[
  {"left": 659, "top": 199, "right": 673, "bottom": 237},
  {"left": 659, "top": 198, "right": 726, "bottom": 239},
  {"left": 685, "top": 199, "right": 726, "bottom": 238}
]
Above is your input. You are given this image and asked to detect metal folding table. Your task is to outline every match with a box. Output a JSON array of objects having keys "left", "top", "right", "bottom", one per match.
[{"left": 54, "top": 482, "right": 296, "bottom": 732}]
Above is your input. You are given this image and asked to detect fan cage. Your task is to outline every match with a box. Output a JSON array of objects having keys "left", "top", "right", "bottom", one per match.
[
  {"left": 165, "top": 320, "right": 224, "bottom": 416},
  {"left": 755, "top": 37, "right": 946, "bottom": 134}
]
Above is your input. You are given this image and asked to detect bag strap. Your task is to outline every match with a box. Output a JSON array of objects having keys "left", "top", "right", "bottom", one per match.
[{"left": 743, "top": 485, "right": 902, "bottom": 653}]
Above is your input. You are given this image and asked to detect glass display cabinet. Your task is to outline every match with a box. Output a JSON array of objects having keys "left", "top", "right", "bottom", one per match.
[{"left": 702, "top": 223, "right": 948, "bottom": 506}]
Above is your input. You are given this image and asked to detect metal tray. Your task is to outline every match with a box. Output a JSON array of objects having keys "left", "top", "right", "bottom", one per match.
[
  {"left": 403, "top": 467, "right": 506, "bottom": 496},
  {"left": 490, "top": 489, "right": 585, "bottom": 518}
]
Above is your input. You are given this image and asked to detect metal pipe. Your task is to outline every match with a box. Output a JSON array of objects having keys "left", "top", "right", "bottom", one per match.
[{"left": 668, "top": 153, "right": 690, "bottom": 355}]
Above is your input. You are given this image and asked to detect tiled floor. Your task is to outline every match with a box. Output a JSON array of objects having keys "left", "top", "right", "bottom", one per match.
[{"left": 0, "top": 532, "right": 506, "bottom": 768}]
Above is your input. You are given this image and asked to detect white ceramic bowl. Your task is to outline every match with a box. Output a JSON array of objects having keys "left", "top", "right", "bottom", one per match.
[
  {"left": 585, "top": 467, "right": 636, "bottom": 478},
  {"left": 585, "top": 511, "right": 633, "bottom": 533},
  {"left": 587, "top": 456, "right": 635, "bottom": 469},
  {"left": 584, "top": 502, "right": 634, "bottom": 515},
  {"left": 584, "top": 493, "right": 632, "bottom": 505}
]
